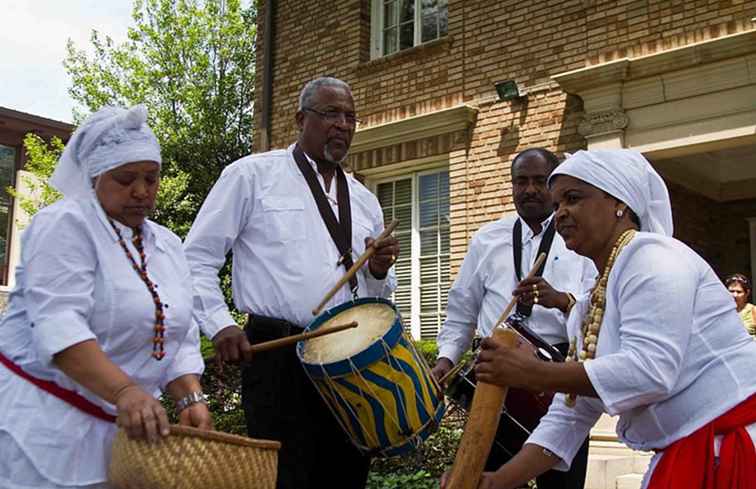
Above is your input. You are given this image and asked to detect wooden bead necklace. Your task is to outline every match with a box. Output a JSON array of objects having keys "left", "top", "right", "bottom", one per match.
[
  {"left": 109, "top": 220, "right": 166, "bottom": 360},
  {"left": 565, "top": 228, "right": 636, "bottom": 407}
]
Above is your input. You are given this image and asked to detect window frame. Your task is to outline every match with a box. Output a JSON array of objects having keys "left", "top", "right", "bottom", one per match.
[
  {"left": 371, "top": 165, "right": 450, "bottom": 339},
  {"left": 369, "top": 0, "right": 448, "bottom": 60},
  {"left": 0, "top": 143, "right": 18, "bottom": 287}
]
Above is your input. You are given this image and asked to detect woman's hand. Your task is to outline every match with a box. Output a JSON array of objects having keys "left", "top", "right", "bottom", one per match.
[
  {"left": 178, "top": 402, "right": 213, "bottom": 430},
  {"left": 474, "top": 337, "right": 542, "bottom": 390},
  {"left": 477, "top": 472, "right": 506, "bottom": 489},
  {"left": 440, "top": 469, "right": 507, "bottom": 489},
  {"left": 115, "top": 384, "right": 170, "bottom": 443}
]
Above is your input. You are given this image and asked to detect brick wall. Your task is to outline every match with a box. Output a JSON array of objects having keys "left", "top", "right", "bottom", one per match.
[{"left": 254, "top": 0, "right": 756, "bottom": 271}]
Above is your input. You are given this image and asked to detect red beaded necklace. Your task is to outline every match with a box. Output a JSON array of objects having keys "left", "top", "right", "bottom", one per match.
[{"left": 109, "top": 219, "right": 166, "bottom": 360}]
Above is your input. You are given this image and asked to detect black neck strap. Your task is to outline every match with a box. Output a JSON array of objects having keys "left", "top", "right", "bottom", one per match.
[
  {"left": 292, "top": 144, "right": 358, "bottom": 293},
  {"left": 513, "top": 217, "right": 556, "bottom": 317}
]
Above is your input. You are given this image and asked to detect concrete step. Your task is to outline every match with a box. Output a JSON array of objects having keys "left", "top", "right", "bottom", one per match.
[
  {"left": 586, "top": 454, "right": 635, "bottom": 489},
  {"left": 616, "top": 473, "right": 644, "bottom": 489}
]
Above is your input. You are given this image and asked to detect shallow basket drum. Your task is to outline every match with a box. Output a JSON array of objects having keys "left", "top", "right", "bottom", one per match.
[
  {"left": 109, "top": 424, "right": 281, "bottom": 489},
  {"left": 297, "top": 297, "right": 445, "bottom": 457}
]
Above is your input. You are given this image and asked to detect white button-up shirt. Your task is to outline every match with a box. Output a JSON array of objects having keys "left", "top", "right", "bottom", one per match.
[
  {"left": 437, "top": 213, "right": 596, "bottom": 364},
  {"left": 528, "top": 233, "right": 756, "bottom": 484},
  {"left": 0, "top": 195, "right": 203, "bottom": 486},
  {"left": 184, "top": 145, "right": 396, "bottom": 338}
]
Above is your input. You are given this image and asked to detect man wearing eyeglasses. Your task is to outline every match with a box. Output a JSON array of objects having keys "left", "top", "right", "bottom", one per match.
[{"left": 184, "top": 77, "right": 399, "bottom": 489}]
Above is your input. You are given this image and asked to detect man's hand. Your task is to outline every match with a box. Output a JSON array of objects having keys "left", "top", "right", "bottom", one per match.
[
  {"left": 212, "top": 325, "right": 253, "bottom": 364},
  {"left": 366, "top": 235, "right": 400, "bottom": 279},
  {"left": 431, "top": 357, "right": 454, "bottom": 384},
  {"left": 512, "top": 277, "right": 570, "bottom": 312}
]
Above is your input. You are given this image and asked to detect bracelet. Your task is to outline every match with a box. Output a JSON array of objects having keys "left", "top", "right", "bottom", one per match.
[
  {"left": 565, "top": 293, "right": 577, "bottom": 312},
  {"left": 175, "top": 391, "right": 208, "bottom": 413}
]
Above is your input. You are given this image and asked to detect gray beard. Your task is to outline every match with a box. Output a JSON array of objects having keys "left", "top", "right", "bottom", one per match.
[{"left": 323, "top": 144, "right": 347, "bottom": 165}]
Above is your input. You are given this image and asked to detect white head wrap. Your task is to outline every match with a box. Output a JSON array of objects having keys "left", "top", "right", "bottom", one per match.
[
  {"left": 50, "top": 104, "right": 161, "bottom": 198},
  {"left": 548, "top": 149, "right": 673, "bottom": 236}
]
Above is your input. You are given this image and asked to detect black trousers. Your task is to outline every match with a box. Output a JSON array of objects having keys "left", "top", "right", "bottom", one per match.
[
  {"left": 242, "top": 318, "right": 371, "bottom": 489},
  {"left": 484, "top": 342, "right": 589, "bottom": 489}
]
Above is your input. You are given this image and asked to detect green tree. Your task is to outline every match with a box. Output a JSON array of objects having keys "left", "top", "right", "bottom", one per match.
[
  {"left": 7, "top": 134, "right": 63, "bottom": 218},
  {"left": 11, "top": 133, "right": 193, "bottom": 235},
  {"left": 64, "top": 0, "right": 256, "bottom": 237}
]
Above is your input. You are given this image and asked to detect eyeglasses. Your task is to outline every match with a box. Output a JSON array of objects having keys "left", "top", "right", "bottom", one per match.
[{"left": 302, "top": 108, "right": 361, "bottom": 126}]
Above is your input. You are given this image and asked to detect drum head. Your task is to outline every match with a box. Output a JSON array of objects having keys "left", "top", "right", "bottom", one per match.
[{"left": 301, "top": 301, "right": 397, "bottom": 364}]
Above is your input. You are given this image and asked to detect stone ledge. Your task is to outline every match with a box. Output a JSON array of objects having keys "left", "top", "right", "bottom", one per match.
[{"left": 350, "top": 104, "right": 477, "bottom": 154}]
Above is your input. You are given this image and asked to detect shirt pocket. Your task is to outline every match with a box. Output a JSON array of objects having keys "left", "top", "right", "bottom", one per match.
[{"left": 262, "top": 196, "right": 306, "bottom": 243}]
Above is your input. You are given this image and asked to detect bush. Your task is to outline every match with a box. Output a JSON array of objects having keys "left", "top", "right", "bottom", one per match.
[
  {"left": 415, "top": 339, "right": 439, "bottom": 366},
  {"left": 366, "top": 470, "right": 438, "bottom": 489},
  {"left": 369, "top": 411, "right": 465, "bottom": 485}
]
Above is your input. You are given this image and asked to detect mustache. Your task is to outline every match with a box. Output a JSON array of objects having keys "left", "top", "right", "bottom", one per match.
[{"left": 519, "top": 196, "right": 544, "bottom": 203}]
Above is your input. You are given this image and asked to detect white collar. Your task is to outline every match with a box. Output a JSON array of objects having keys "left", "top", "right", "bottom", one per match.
[{"left": 518, "top": 213, "right": 554, "bottom": 242}]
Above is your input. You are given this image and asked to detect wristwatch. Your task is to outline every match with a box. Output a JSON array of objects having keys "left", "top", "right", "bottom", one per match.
[{"left": 175, "top": 391, "right": 208, "bottom": 413}]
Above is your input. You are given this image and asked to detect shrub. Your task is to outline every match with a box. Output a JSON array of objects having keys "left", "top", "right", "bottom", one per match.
[{"left": 366, "top": 470, "right": 438, "bottom": 489}]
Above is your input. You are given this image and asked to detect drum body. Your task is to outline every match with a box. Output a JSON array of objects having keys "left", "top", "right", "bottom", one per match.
[
  {"left": 297, "top": 298, "right": 445, "bottom": 457},
  {"left": 445, "top": 340, "right": 554, "bottom": 459}
]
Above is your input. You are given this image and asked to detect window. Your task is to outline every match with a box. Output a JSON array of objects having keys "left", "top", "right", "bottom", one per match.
[
  {"left": 376, "top": 169, "right": 450, "bottom": 339},
  {"left": 370, "top": 0, "right": 448, "bottom": 59},
  {"left": 0, "top": 144, "right": 16, "bottom": 285}
]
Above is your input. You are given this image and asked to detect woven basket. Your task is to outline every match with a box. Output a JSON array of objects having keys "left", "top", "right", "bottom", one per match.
[{"left": 109, "top": 425, "right": 280, "bottom": 489}]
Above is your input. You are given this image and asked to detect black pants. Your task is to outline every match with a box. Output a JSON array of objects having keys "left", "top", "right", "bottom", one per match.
[
  {"left": 484, "top": 342, "right": 589, "bottom": 489},
  {"left": 242, "top": 318, "right": 371, "bottom": 489}
]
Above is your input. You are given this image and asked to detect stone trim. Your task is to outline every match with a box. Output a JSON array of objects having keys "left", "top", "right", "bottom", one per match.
[
  {"left": 554, "top": 28, "right": 756, "bottom": 94},
  {"left": 349, "top": 104, "right": 477, "bottom": 155},
  {"left": 578, "top": 109, "right": 629, "bottom": 138}
]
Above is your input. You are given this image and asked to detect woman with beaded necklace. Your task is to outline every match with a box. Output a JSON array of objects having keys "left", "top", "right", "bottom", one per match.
[
  {"left": 0, "top": 105, "right": 211, "bottom": 489},
  {"left": 445, "top": 150, "right": 756, "bottom": 489}
]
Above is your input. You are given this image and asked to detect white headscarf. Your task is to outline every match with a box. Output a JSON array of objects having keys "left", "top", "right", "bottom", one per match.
[
  {"left": 549, "top": 149, "right": 674, "bottom": 236},
  {"left": 50, "top": 104, "right": 161, "bottom": 198}
]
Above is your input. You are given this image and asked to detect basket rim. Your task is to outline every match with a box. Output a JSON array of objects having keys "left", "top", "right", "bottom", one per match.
[{"left": 166, "top": 425, "right": 282, "bottom": 449}]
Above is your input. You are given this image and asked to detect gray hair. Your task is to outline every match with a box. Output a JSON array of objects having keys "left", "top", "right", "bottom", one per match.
[{"left": 298, "top": 77, "right": 352, "bottom": 111}]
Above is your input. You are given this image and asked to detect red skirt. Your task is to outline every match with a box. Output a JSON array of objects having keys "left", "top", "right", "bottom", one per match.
[{"left": 647, "top": 393, "right": 756, "bottom": 489}]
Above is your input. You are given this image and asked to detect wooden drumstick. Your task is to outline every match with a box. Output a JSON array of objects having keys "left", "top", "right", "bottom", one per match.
[
  {"left": 444, "top": 252, "right": 547, "bottom": 489},
  {"left": 207, "top": 322, "right": 359, "bottom": 364},
  {"left": 311, "top": 220, "right": 399, "bottom": 316},
  {"left": 248, "top": 321, "right": 358, "bottom": 353},
  {"left": 494, "top": 252, "right": 546, "bottom": 327}
]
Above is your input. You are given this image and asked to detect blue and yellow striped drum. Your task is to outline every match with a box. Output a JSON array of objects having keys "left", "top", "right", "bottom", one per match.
[{"left": 297, "top": 298, "right": 445, "bottom": 457}]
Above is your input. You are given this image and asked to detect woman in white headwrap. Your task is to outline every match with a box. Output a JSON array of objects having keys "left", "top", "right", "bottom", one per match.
[
  {"left": 444, "top": 150, "right": 756, "bottom": 489},
  {"left": 0, "top": 105, "right": 211, "bottom": 489}
]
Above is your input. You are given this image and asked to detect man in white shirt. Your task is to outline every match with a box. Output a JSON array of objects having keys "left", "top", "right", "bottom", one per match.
[
  {"left": 184, "top": 77, "right": 398, "bottom": 489},
  {"left": 432, "top": 148, "right": 594, "bottom": 489}
]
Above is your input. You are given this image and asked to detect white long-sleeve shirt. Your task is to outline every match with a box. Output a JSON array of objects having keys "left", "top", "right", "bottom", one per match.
[
  {"left": 0, "top": 196, "right": 203, "bottom": 487},
  {"left": 437, "top": 213, "right": 596, "bottom": 364},
  {"left": 184, "top": 145, "right": 396, "bottom": 337},
  {"left": 527, "top": 233, "right": 756, "bottom": 485}
]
